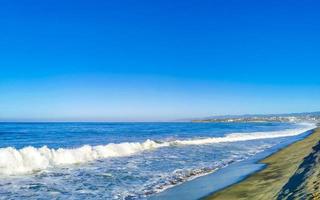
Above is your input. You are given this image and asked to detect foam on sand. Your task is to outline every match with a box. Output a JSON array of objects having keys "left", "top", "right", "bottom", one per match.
[{"left": 0, "top": 123, "right": 315, "bottom": 176}]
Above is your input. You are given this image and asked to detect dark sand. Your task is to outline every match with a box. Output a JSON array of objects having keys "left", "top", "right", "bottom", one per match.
[{"left": 206, "top": 128, "right": 320, "bottom": 200}]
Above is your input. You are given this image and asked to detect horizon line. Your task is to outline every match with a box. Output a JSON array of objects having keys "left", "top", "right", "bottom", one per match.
[{"left": 1, "top": 110, "right": 319, "bottom": 123}]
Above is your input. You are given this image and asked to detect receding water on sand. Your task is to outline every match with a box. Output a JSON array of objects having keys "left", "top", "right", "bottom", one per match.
[{"left": 149, "top": 130, "right": 314, "bottom": 200}]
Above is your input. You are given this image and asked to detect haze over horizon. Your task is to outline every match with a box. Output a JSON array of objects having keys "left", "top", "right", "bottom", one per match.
[{"left": 1, "top": 0, "right": 320, "bottom": 122}]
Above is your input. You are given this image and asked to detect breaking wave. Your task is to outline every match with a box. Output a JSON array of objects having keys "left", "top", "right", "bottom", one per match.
[{"left": 0, "top": 123, "right": 315, "bottom": 176}]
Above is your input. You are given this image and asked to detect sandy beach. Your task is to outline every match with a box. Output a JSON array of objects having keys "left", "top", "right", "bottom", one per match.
[{"left": 206, "top": 127, "right": 320, "bottom": 200}]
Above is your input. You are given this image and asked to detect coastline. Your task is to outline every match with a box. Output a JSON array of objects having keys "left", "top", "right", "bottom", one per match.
[
  {"left": 149, "top": 126, "right": 315, "bottom": 200},
  {"left": 206, "top": 127, "right": 320, "bottom": 200}
]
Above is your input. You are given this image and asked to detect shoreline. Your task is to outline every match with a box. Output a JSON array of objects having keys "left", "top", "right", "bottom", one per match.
[
  {"left": 206, "top": 127, "right": 320, "bottom": 200},
  {"left": 149, "top": 127, "right": 315, "bottom": 200}
]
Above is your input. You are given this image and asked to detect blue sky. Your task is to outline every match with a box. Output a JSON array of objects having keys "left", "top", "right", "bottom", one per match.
[{"left": 1, "top": 0, "right": 320, "bottom": 121}]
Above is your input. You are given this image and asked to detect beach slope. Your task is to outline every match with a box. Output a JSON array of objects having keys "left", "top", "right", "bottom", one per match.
[{"left": 206, "top": 128, "right": 320, "bottom": 200}]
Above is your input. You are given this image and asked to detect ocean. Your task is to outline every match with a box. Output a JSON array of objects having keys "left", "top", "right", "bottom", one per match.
[{"left": 0, "top": 122, "right": 315, "bottom": 199}]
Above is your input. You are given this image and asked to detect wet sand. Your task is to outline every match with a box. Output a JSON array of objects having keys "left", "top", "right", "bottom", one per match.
[{"left": 206, "top": 128, "right": 320, "bottom": 200}]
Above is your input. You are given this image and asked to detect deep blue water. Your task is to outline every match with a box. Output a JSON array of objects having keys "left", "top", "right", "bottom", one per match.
[
  {"left": 0, "top": 122, "right": 314, "bottom": 199},
  {"left": 0, "top": 122, "right": 299, "bottom": 149}
]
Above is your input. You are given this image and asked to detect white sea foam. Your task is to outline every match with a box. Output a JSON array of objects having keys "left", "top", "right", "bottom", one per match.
[
  {"left": 0, "top": 140, "right": 167, "bottom": 175},
  {"left": 174, "top": 123, "right": 316, "bottom": 145},
  {"left": 0, "top": 123, "right": 315, "bottom": 176}
]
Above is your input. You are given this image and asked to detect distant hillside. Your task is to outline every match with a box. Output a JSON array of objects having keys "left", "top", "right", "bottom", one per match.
[{"left": 192, "top": 112, "right": 320, "bottom": 123}]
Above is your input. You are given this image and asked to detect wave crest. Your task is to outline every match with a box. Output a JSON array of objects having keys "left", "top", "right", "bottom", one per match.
[{"left": 0, "top": 123, "right": 315, "bottom": 176}]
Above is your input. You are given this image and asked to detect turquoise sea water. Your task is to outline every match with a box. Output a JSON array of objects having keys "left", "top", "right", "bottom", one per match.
[{"left": 0, "top": 122, "right": 314, "bottom": 199}]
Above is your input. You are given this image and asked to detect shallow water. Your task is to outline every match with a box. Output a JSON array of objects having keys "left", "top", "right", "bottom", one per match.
[{"left": 0, "top": 122, "right": 315, "bottom": 199}]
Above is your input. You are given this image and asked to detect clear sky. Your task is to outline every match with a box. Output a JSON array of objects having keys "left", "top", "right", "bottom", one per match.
[{"left": 1, "top": 0, "right": 320, "bottom": 121}]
